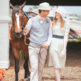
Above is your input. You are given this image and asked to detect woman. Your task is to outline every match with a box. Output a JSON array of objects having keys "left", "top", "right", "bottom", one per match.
[{"left": 48, "top": 7, "right": 70, "bottom": 81}]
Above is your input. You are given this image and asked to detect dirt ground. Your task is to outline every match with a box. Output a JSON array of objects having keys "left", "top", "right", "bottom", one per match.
[{"left": 3, "top": 42, "right": 81, "bottom": 81}]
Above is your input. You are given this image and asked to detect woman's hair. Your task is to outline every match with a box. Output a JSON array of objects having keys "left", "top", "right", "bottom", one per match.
[{"left": 52, "top": 16, "right": 65, "bottom": 28}]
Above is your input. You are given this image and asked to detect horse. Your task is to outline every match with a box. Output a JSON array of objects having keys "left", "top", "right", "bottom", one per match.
[{"left": 9, "top": 2, "right": 30, "bottom": 81}]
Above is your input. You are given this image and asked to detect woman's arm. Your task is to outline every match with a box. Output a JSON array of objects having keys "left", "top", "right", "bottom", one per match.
[
  {"left": 61, "top": 20, "right": 70, "bottom": 56},
  {"left": 63, "top": 21, "right": 70, "bottom": 50}
]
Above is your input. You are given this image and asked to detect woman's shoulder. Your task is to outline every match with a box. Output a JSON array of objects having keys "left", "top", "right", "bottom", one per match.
[{"left": 64, "top": 18, "right": 69, "bottom": 25}]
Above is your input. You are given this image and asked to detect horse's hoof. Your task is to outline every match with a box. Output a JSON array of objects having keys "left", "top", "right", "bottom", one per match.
[
  {"left": 24, "top": 77, "right": 30, "bottom": 81},
  {"left": 19, "top": 79, "right": 24, "bottom": 81}
]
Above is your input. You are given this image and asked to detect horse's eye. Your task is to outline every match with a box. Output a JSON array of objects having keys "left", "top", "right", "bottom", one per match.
[{"left": 22, "top": 27, "right": 24, "bottom": 30}]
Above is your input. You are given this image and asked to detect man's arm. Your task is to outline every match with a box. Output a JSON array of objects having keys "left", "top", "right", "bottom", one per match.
[
  {"left": 24, "top": 18, "right": 32, "bottom": 35},
  {"left": 42, "top": 20, "right": 52, "bottom": 49},
  {"left": 45, "top": 20, "right": 52, "bottom": 45}
]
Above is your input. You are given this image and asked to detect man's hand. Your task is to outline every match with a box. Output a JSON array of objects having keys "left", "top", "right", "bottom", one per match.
[
  {"left": 23, "top": 27, "right": 28, "bottom": 35},
  {"left": 41, "top": 44, "right": 49, "bottom": 49}
]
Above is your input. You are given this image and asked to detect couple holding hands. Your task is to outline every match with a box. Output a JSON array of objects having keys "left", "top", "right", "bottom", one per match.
[{"left": 24, "top": 2, "right": 70, "bottom": 81}]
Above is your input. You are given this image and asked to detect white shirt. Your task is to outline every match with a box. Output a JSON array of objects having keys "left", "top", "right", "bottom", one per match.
[{"left": 25, "top": 15, "right": 52, "bottom": 47}]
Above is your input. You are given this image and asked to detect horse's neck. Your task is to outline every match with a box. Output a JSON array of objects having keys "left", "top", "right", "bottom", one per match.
[{"left": 24, "top": 15, "right": 28, "bottom": 26}]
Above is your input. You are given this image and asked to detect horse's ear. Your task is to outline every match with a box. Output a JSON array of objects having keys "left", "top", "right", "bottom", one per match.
[
  {"left": 19, "top": 2, "right": 26, "bottom": 9},
  {"left": 9, "top": 2, "right": 14, "bottom": 9}
]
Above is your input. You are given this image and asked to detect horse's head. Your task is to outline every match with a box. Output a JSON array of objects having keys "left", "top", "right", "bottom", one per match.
[{"left": 10, "top": 2, "right": 27, "bottom": 38}]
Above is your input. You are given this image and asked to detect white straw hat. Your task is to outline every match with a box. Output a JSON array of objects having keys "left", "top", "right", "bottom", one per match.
[
  {"left": 38, "top": 2, "right": 51, "bottom": 10},
  {"left": 55, "top": 6, "right": 68, "bottom": 19}
]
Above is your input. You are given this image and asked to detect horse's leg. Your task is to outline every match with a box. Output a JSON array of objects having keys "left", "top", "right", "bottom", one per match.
[
  {"left": 24, "top": 56, "right": 30, "bottom": 79},
  {"left": 23, "top": 47, "right": 30, "bottom": 79},
  {"left": 13, "top": 48, "right": 20, "bottom": 81},
  {"left": 15, "top": 58, "right": 19, "bottom": 81}
]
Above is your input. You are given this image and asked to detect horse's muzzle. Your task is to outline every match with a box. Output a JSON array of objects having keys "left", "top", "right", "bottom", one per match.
[{"left": 15, "top": 31, "right": 23, "bottom": 38}]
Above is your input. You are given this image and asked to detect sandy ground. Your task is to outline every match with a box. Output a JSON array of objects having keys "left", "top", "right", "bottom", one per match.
[{"left": 3, "top": 42, "right": 81, "bottom": 81}]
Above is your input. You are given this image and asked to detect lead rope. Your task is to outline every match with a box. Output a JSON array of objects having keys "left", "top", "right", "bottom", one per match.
[
  {"left": 24, "top": 35, "right": 30, "bottom": 45},
  {"left": 23, "top": 11, "right": 30, "bottom": 46}
]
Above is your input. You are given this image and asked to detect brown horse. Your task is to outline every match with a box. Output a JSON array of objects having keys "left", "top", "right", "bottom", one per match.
[{"left": 9, "top": 2, "right": 30, "bottom": 81}]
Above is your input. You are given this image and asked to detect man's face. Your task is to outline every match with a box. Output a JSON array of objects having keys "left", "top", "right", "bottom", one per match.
[{"left": 41, "top": 10, "right": 50, "bottom": 17}]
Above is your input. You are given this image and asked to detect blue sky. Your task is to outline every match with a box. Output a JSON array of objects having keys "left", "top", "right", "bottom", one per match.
[{"left": 63, "top": 6, "right": 81, "bottom": 14}]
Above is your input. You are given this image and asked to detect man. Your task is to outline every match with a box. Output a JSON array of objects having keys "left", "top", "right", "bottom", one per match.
[{"left": 24, "top": 2, "right": 52, "bottom": 81}]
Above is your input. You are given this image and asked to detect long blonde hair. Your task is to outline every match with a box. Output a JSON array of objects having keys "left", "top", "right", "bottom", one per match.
[{"left": 52, "top": 16, "right": 65, "bottom": 28}]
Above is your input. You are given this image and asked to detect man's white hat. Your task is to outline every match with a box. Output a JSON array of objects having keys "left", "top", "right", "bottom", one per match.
[{"left": 38, "top": 2, "right": 51, "bottom": 10}]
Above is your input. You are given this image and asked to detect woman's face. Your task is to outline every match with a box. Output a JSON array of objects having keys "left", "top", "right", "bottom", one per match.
[{"left": 55, "top": 12, "right": 62, "bottom": 20}]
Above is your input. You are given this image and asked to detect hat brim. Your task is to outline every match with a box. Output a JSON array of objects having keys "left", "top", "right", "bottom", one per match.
[{"left": 38, "top": 7, "right": 51, "bottom": 10}]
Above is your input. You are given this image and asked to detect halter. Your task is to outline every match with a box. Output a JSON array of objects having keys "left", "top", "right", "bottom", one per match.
[
  {"left": 24, "top": 12, "right": 30, "bottom": 19},
  {"left": 12, "top": 9, "right": 30, "bottom": 38}
]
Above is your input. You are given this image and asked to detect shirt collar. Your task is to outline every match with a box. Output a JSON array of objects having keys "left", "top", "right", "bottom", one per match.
[{"left": 37, "top": 15, "right": 47, "bottom": 21}]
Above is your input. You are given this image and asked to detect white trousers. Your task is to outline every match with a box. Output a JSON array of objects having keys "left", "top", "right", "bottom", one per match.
[{"left": 28, "top": 46, "right": 47, "bottom": 81}]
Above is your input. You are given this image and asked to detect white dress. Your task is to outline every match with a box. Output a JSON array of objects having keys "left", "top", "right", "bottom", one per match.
[{"left": 48, "top": 20, "right": 70, "bottom": 68}]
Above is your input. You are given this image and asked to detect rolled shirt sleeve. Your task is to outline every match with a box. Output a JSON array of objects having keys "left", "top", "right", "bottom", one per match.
[{"left": 25, "top": 18, "right": 32, "bottom": 34}]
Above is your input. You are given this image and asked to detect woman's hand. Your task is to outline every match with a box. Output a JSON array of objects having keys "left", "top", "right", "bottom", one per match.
[
  {"left": 41, "top": 44, "right": 49, "bottom": 49},
  {"left": 60, "top": 49, "right": 66, "bottom": 57}
]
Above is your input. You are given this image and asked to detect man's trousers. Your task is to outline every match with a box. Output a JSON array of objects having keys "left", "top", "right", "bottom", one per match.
[{"left": 28, "top": 46, "right": 47, "bottom": 81}]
